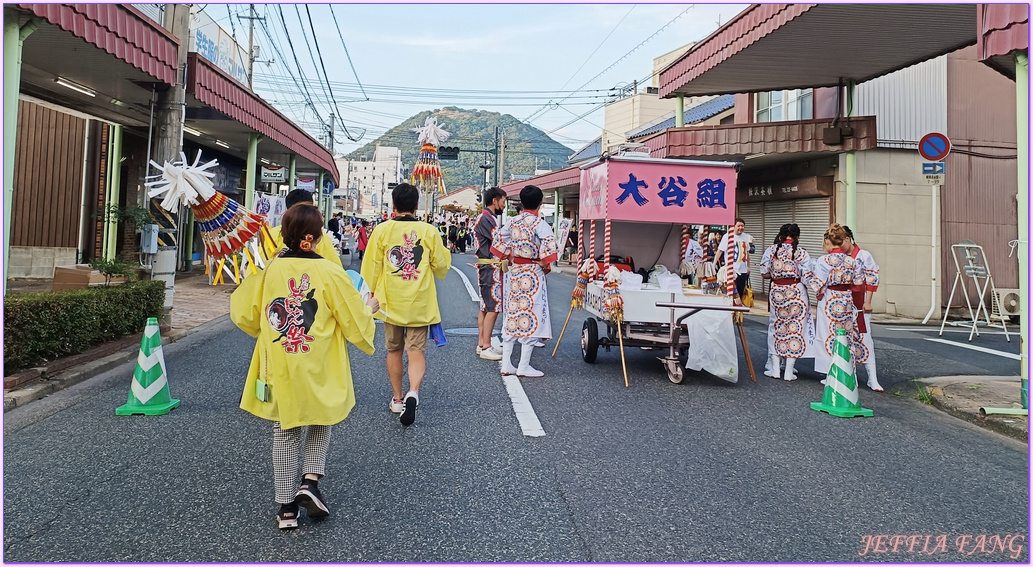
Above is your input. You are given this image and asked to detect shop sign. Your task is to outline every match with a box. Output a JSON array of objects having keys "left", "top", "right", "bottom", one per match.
[
  {"left": 297, "top": 178, "right": 316, "bottom": 192},
  {"left": 189, "top": 9, "right": 249, "bottom": 86},
  {"left": 260, "top": 165, "right": 287, "bottom": 183},
  {"left": 738, "top": 176, "right": 833, "bottom": 203},
  {"left": 579, "top": 158, "right": 736, "bottom": 225}
]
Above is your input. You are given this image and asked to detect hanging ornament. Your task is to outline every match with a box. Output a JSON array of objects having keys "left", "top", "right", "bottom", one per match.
[
  {"left": 410, "top": 117, "right": 450, "bottom": 195},
  {"left": 146, "top": 151, "right": 266, "bottom": 265}
]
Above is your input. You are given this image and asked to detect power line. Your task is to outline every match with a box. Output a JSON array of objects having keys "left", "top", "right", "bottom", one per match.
[
  {"left": 303, "top": 4, "right": 364, "bottom": 142},
  {"left": 329, "top": 5, "right": 368, "bottom": 102},
  {"left": 525, "top": 4, "right": 696, "bottom": 128},
  {"left": 524, "top": 5, "right": 636, "bottom": 124},
  {"left": 292, "top": 5, "right": 336, "bottom": 125},
  {"left": 274, "top": 5, "right": 325, "bottom": 129}
]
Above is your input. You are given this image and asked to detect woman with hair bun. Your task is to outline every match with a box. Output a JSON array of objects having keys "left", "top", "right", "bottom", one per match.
[
  {"left": 759, "top": 223, "right": 815, "bottom": 381},
  {"left": 809, "top": 224, "right": 866, "bottom": 382},
  {"left": 230, "top": 203, "right": 380, "bottom": 530}
]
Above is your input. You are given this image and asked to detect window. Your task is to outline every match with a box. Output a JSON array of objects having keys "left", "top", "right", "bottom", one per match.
[{"left": 755, "top": 89, "right": 813, "bottom": 123}]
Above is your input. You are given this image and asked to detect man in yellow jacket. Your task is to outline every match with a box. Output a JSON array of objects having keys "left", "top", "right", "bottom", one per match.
[
  {"left": 261, "top": 189, "right": 340, "bottom": 264},
  {"left": 361, "top": 182, "right": 451, "bottom": 426}
]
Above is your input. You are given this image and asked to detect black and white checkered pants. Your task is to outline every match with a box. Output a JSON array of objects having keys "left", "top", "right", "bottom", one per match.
[{"left": 272, "top": 422, "right": 331, "bottom": 504}]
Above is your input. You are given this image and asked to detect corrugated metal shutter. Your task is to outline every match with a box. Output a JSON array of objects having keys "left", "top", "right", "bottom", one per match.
[
  {"left": 793, "top": 197, "right": 832, "bottom": 305},
  {"left": 759, "top": 201, "right": 793, "bottom": 294},
  {"left": 738, "top": 203, "right": 765, "bottom": 293}
]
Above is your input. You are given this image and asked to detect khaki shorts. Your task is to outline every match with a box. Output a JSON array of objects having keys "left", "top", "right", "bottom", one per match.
[{"left": 384, "top": 323, "right": 428, "bottom": 352}]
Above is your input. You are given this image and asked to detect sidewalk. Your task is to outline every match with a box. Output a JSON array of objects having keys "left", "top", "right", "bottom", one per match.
[
  {"left": 4, "top": 268, "right": 232, "bottom": 412},
  {"left": 4, "top": 264, "right": 1027, "bottom": 443}
]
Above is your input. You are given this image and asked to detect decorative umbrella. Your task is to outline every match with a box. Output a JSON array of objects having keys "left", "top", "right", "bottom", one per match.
[{"left": 146, "top": 151, "right": 268, "bottom": 283}]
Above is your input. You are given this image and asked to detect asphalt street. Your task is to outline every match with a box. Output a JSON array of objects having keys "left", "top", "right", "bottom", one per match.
[{"left": 4, "top": 256, "right": 1028, "bottom": 562}]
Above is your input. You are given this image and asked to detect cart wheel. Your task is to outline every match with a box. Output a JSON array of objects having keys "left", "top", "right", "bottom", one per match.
[
  {"left": 582, "top": 317, "right": 599, "bottom": 363},
  {"left": 664, "top": 358, "right": 684, "bottom": 384}
]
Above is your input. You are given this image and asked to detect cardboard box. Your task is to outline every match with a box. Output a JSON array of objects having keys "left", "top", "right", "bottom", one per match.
[{"left": 52, "top": 265, "right": 127, "bottom": 291}]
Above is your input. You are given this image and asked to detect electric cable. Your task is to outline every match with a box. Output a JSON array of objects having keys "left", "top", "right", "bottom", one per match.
[{"left": 304, "top": 4, "right": 364, "bottom": 142}]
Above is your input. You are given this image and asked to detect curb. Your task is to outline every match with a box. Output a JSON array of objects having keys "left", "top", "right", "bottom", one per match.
[
  {"left": 3, "top": 314, "right": 230, "bottom": 413},
  {"left": 914, "top": 379, "right": 1028, "bottom": 444}
]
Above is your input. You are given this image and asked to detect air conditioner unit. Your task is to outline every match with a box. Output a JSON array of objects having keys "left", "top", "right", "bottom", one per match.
[{"left": 994, "top": 288, "right": 1022, "bottom": 317}]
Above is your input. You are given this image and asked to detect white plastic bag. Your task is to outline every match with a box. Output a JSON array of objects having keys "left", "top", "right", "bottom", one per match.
[
  {"left": 657, "top": 273, "right": 682, "bottom": 292},
  {"left": 684, "top": 309, "right": 738, "bottom": 383},
  {"left": 648, "top": 264, "right": 669, "bottom": 286},
  {"left": 619, "top": 271, "right": 643, "bottom": 291}
]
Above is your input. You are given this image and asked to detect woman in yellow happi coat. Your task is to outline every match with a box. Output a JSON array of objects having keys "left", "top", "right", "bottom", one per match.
[{"left": 230, "top": 203, "right": 378, "bottom": 530}]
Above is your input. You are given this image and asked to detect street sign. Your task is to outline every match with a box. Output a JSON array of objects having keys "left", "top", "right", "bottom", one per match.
[
  {"left": 919, "top": 132, "right": 951, "bottom": 161},
  {"left": 323, "top": 180, "right": 335, "bottom": 195},
  {"left": 922, "top": 162, "right": 944, "bottom": 175}
]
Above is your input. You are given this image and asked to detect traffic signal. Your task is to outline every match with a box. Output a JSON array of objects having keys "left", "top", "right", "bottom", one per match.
[{"left": 438, "top": 146, "right": 460, "bottom": 160}]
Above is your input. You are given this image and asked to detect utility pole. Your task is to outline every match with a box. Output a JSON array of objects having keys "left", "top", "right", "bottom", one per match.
[
  {"left": 499, "top": 128, "right": 506, "bottom": 185},
  {"left": 149, "top": 3, "right": 191, "bottom": 319},
  {"left": 239, "top": 4, "right": 265, "bottom": 89},
  {"left": 492, "top": 126, "right": 500, "bottom": 187}
]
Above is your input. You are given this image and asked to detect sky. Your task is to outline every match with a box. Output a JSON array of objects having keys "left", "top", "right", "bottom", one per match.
[{"left": 211, "top": 3, "right": 750, "bottom": 157}]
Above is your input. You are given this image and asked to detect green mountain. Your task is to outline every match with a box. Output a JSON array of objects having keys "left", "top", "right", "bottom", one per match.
[{"left": 343, "top": 107, "right": 575, "bottom": 192}]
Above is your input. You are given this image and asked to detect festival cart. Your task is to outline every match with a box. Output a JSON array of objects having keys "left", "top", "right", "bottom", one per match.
[{"left": 557, "top": 153, "right": 756, "bottom": 385}]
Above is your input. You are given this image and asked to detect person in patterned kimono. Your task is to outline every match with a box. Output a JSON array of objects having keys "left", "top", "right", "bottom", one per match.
[
  {"left": 490, "top": 185, "right": 558, "bottom": 378},
  {"left": 809, "top": 224, "right": 866, "bottom": 382},
  {"left": 842, "top": 226, "right": 883, "bottom": 392},
  {"left": 760, "top": 224, "right": 816, "bottom": 381}
]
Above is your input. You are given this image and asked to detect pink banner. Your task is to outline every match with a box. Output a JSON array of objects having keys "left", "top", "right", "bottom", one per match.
[{"left": 579, "top": 159, "right": 736, "bottom": 224}]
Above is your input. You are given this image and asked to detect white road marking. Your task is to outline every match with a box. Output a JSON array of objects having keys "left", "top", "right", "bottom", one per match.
[
  {"left": 886, "top": 326, "right": 1011, "bottom": 336},
  {"left": 502, "top": 375, "right": 546, "bottom": 437},
  {"left": 923, "top": 338, "right": 1021, "bottom": 360},
  {"left": 451, "top": 265, "right": 480, "bottom": 302}
]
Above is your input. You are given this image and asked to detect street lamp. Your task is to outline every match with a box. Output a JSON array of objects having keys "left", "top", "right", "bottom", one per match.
[{"left": 479, "top": 162, "right": 493, "bottom": 203}]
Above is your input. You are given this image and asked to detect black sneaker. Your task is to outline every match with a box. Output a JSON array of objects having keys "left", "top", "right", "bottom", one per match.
[
  {"left": 399, "top": 392, "right": 419, "bottom": 427},
  {"left": 277, "top": 502, "right": 300, "bottom": 530},
  {"left": 295, "top": 480, "right": 330, "bottom": 518}
]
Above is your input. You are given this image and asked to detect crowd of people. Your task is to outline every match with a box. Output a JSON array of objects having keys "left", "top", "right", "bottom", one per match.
[
  {"left": 683, "top": 218, "right": 882, "bottom": 393},
  {"left": 229, "top": 186, "right": 879, "bottom": 532}
]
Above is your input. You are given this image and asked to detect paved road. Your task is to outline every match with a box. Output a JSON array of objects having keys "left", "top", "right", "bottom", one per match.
[{"left": 4, "top": 255, "right": 1027, "bottom": 562}]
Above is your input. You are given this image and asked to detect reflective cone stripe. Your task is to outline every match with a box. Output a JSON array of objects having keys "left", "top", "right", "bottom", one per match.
[
  {"left": 810, "top": 328, "right": 872, "bottom": 418},
  {"left": 116, "top": 317, "right": 180, "bottom": 416},
  {"left": 131, "top": 323, "right": 169, "bottom": 404},
  {"left": 827, "top": 331, "right": 858, "bottom": 405}
]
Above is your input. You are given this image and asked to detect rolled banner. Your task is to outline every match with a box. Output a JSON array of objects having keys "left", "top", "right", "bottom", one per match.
[{"left": 346, "top": 269, "right": 391, "bottom": 320}]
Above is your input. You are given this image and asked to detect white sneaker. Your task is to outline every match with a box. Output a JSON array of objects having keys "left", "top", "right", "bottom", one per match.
[
  {"left": 399, "top": 391, "right": 418, "bottom": 426},
  {"left": 388, "top": 398, "right": 404, "bottom": 414},
  {"left": 517, "top": 365, "right": 545, "bottom": 378},
  {"left": 478, "top": 346, "right": 503, "bottom": 361},
  {"left": 783, "top": 373, "right": 798, "bottom": 382},
  {"left": 820, "top": 379, "right": 827, "bottom": 385},
  {"left": 533, "top": 341, "right": 546, "bottom": 348}
]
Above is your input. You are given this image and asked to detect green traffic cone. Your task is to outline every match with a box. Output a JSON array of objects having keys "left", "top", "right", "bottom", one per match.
[
  {"left": 810, "top": 328, "right": 873, "bottom": 418},
  {"left": 115, "top": 317, "right": 180, "bottom": 416}
]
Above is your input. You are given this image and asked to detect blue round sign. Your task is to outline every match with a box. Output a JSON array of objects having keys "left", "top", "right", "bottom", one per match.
[
  {"left": 919, "top": 132, "right": 951, "bottom": 161},
  {"left": 323, "top": 179, "right": 335, "bottom": 195}
]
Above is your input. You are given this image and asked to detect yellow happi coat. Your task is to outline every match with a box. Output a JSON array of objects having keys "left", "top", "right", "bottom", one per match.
[
  {"left": 230, "top": 251, "right": 376, "bottom": 429},
  {"left": 360, "top": 217, "right": 452, "bottom": 326},
  {"left": 261, "top": 225, "right": 340, "bottom": 264}
]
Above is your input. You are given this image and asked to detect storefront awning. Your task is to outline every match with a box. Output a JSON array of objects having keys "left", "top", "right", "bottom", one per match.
[
  {"left": 659, "top": 4, "right": 978, "bottom": 97},
  {"left": 186, "top": 53, "right": 339, "bottom": 185},
  {"left": 499, "top": 165, "right": 581, "bottom": 198},
  {"left": 18, "top": 4, "right": 179, "bottom": 85},
  {"left": 977, "top": 3, "right": 1030, "bottom": 78},
  {"left": 641, "top": 116, "right": 877, "bottom": 167}
]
